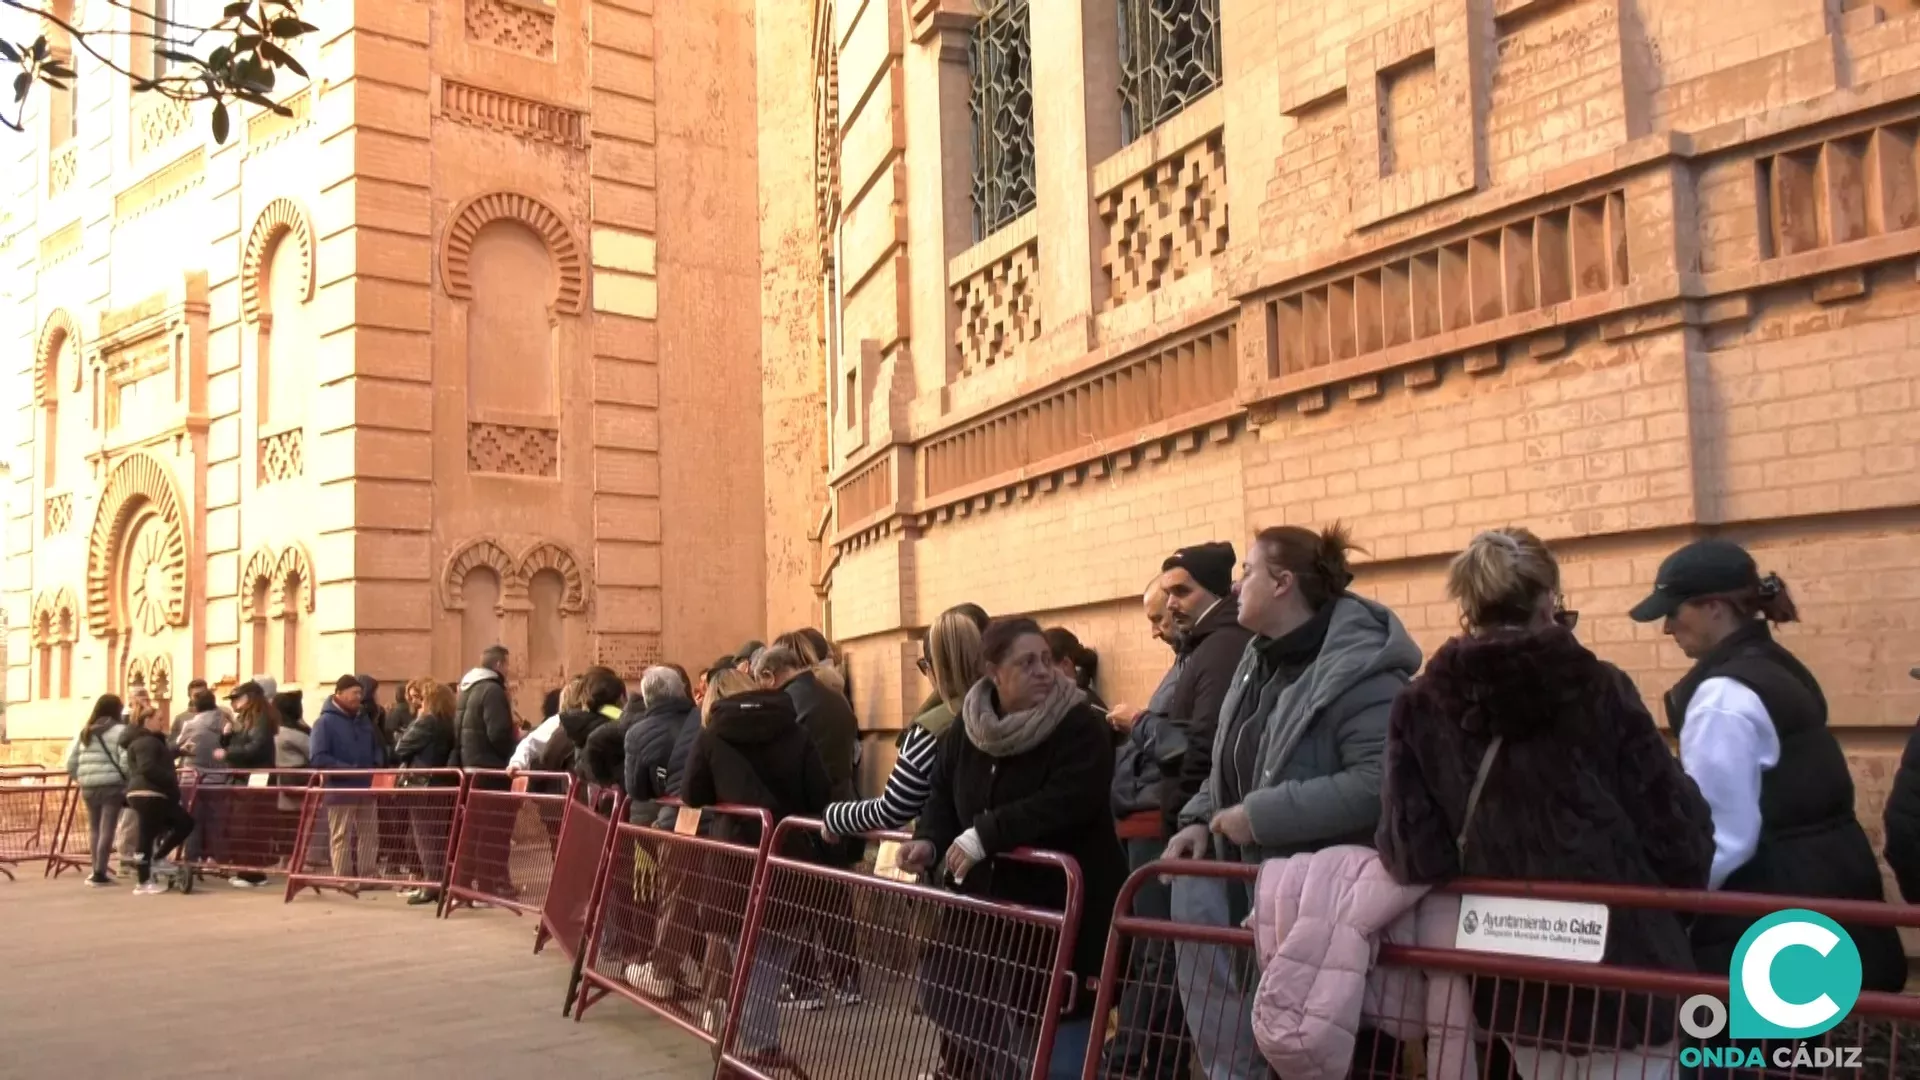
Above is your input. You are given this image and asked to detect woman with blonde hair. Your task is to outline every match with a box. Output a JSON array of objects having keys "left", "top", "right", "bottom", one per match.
[
  {"left": 1379, "top": 527, "right": 1715, "bottom": 1075},
  {"left": 821, "top": 606, "right": 983, "bottom": 839},
  {"left": 394, "top": 680, "right": 459, "bottom": 904}
]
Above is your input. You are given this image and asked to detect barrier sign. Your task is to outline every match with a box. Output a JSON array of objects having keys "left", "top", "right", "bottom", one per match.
[{"left": 1455, "top": 894, "right": 1608, "bottom": 963}]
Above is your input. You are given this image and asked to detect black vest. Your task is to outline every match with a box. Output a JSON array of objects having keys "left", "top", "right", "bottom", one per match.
[
  {"left": 1665, "top": 622, "right": 1905, "bottom": 990},
  {"left": 1665, "top": 621, "right": 1856, "bottom": 860}
]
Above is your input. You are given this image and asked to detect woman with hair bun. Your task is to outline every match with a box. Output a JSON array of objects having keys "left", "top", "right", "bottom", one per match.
[
  {"left": 1163, "top": 522, "right": 1423, "bottom": 1080},
  {"left": 1379, "top": 528, "right": 1715, "bottom": 1075},
  {"left": 1630, "top": 538, "right": 1905, "bottom": 991}
]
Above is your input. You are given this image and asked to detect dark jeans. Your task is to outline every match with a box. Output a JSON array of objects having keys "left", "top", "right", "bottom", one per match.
[
  {"left": 81, "top": 785, "right": 125, "bottom": 880},
  {"left": 130, "top": 795, "right": 196, "bottom": 884},
  {"left": 1101, "top": 836, "right": 1191, "bottom": 1080}
]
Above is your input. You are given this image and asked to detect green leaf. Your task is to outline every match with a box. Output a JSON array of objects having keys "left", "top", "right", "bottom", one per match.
[
  {"left": 12, "top": 72, "right": 30, "bottom": 103},
  {"left": 269, "top": 17, "right": 303, "bottom": 37},
  {"left": 41, "top": 77, "right": 68, "bottom": 91},
  {"left": 209, "top": 45, "right": 232, "bottom": 70},
  {"left": 0, "top": 41, "right": 20, "bottom": 64},
  {"left": 211, "top": 101, "right": 229, "bottom": 143},
  {"left": 43, "top": 61, "right": 75, "bottom": 79},
  {"left": 30, "top": 35, "right": 48, "bottom": 60},
  {"left": 159, "top": 50, "right": 198, "bottom": 65},
  {"left": 225, "top": 1, "right": 251, "bottom": 16},
  {"left": 260, "top": 41, "right": 305, "bottom": 79}
]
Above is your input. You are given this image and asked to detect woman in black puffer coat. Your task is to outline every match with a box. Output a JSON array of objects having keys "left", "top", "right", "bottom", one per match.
[
  {"left": 393, "top": 680, "right": 459, "bottom": 904},
  {"left": 120, "top": 714, "right": 196, "bottom": 893}
]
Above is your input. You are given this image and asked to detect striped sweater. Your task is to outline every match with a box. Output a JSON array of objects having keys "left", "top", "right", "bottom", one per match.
[{"left": 823, "top": 723, "right": 937, "bottom": 837}]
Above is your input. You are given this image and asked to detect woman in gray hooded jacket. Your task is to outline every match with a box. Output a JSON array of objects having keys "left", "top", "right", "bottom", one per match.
[
  {"left": 64, "top": 694, "right": 129, "bottom": 885},
  {"left": 1163, "top": 523, "right": 1423, "bottom": 1080}
]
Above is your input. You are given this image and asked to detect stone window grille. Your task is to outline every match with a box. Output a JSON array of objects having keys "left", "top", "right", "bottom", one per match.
[
  {"left": 1117, "top": 0, "right": 1222, "bottom": 144},
  {"left": 969, "top": 0, "right": 1036, "bottom": 241}
]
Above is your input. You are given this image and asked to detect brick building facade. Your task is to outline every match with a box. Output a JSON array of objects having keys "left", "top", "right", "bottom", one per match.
[
  {"left": 760, "top": 0, "right": 1920, "bottom": 862},
  {"left": 2, "top": 0, "right": 763, "bottom": 757}
]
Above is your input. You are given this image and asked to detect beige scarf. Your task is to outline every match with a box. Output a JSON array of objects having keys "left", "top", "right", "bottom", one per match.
[{"left": 961, "top": 675, "right": 1084, "bottom": 759}]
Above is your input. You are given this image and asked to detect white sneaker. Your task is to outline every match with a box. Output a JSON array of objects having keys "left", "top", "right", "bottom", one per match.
[
  {"left": 623, "top": 962, "right": 674, "bottom": 999},
  {"left": 133, "top": 882, "right": 166, "bottom": 896},
  {"left": 230, "top": 877, "right": 263, "bottom": 889}
]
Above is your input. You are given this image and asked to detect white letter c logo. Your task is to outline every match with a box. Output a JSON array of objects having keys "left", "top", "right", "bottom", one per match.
[{"left": 1740, "top": 921, "right": 1841, "bottom": 1030}]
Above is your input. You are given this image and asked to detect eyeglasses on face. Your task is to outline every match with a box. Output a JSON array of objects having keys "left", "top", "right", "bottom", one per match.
[
  {"left": 1553, "top": 607, "right": 1580, "bottom": 631},
  {"left": 915, "top": 656, "right": 932, "bottom": 676}
]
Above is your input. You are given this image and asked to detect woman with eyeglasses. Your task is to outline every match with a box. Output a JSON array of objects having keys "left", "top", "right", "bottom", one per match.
[
  {"left": 820, "top": 604, "right": 986, "bottom": 840},
  {"left": 1379, "top": 527, "right": 1716, "bottom": 1076},
  {"left": 1628, "top": 538, "right": 1906, "bottom": 992}
]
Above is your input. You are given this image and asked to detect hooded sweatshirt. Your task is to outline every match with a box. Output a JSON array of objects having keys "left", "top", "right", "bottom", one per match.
[
  {"left": 66, "top": 717, "right": 129, "bottom": 790},
  {"left": 1180, "top": 594, "right": 1423, "bottom": 863},
  {"left": 177, "top": 709, "right": 228, "bottom": 784}
]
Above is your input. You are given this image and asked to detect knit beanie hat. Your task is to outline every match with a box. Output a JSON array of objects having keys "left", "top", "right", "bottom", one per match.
[{"left": 1162, "top": 542, "right": 1236, "bottom": 599}]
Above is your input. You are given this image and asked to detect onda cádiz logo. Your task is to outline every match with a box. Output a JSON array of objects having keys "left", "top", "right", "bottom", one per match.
[{"left": 1679, "top": 909, "right": 1866, "bottom": 1070}]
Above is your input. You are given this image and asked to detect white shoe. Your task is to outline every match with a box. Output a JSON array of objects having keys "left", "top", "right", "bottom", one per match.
[
  {"left": 133, "top": 882, "right": 166, "bottom": 896},
  {"left": 229, "top": 877, "right": 262, "bottom": 889},
  {"left": 623, "top": 962, "right": 674, "bottom": 999}
]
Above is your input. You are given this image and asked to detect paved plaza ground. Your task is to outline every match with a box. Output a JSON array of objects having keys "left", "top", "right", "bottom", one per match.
[{"left": 0, "top": 875, "right": 718, "bottom": 1079}]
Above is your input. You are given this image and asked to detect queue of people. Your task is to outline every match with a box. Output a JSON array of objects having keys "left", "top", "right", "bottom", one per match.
[{"left": 52, "top": 523, "right": 1920, "bottom": 1079}]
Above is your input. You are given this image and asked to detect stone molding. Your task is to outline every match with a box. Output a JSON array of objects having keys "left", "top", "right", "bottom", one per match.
[
  {"left": 85, "top": 452, "right": 190, "bottom": 638},
  {"left": 34, "top": 308, "right": 80, "bottom": 405},
  {"left": 441, "top": 191, "right": 586, "bottom": 315},
  {"left": 241, "top": 198, "right": 315, "bottom": 324},
  {"left": 441, "top": 537, "right": 588, "bottom": 614},
  {"left": 39, "top": 220, "right": 81, "bottom": 265},
  {"left": 440, "top": 79, "right": 585, "bottom": 147}
]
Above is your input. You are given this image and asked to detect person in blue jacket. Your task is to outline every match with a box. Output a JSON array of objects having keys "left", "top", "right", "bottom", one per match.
[{"left": 311, "top": 674, "right": 386, "bottom": 883}]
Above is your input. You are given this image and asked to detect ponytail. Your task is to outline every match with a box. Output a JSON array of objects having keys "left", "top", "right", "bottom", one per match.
[
  {"left": 1753, "top": 573, "right": 1799, "bottom": 625},
  {"left": 1254, "top": 522, "right": 1361, "bottom": 611}
]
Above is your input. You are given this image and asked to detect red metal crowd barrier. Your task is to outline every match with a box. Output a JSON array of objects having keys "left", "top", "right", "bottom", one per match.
[
  {"left": 714, "top": 818, "right": 1085, "bottom": 1080},
  {"left": 538, "top": 785, "right": 624, "bottom": 965},
  {"left": 282, "top": 769, "right": 467, "bottom": 901},
  {"left": 442, "top": 770, "right": 571, "bottom": 918},
  {"left": 1082, "top": 861, "right": 1920, "bottom": 1080},
  {"left": 572, "top": 800, "right": 774, "bottom": 1041},
  {"left": 173, "top": 769, "right": 322, "bottom": 882},
  {"left": 0, "top": 771, "right": 71, "bottom": 880}
]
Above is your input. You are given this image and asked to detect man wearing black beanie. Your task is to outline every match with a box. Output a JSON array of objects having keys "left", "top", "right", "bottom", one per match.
[{"left": 1156, "top": 542, "right": 1253, "bottom": 838}]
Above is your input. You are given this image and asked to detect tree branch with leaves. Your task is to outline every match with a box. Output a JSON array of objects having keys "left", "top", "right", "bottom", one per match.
[{"left": 2, "top": 0, "right": 316, "bottom": 142}]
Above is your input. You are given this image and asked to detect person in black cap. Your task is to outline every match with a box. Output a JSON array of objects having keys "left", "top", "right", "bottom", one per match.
[
  {"left": 1631, "top": 538, "right": 1904, "bottom": 991},
  {"left": 1156, "top": 541, "right": 1253, "bottom": 838}
]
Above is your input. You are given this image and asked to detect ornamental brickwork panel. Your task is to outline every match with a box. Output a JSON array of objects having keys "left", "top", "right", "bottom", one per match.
[
  {"left": 465, "top": 0, "right": 556, "bottom": 58},
  {"left": 43, "top": 493, "right": 71, "bottom": 537},
  {"left": 468, "top": 421, "right": 559, "bottom": 477},
  {"left": 1098, "top": 131, "right": 1228, "bottom": 309},
  {"left": 259, "top": 429, "right": 305, "bottom": 485},
  {"left": 952, "top": 238, "right": 1041, "bottom": 377}
]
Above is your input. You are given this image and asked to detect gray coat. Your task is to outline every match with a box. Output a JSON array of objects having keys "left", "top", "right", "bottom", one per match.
[
  {"left": 176, "top": 709, "right": 228, "bottom": 783},
  {"left": 1178, "top": 594, "right": 1422, "bottom": 862}
]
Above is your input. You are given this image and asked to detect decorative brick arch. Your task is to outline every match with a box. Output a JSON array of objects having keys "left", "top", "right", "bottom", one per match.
[
  {"left": 125, "top": 655, "right": 149, "bottom": 691},
  {"left": 274, "top": 542, "right": 316, "bottom": 613},
  {"left": 441, "top": 192, "right": 585, "bottom": 315},
  {"left": 29, "top": 591, "right": 57, "bottom": 646},
  {"left": 52, "top": 587, "right": 78, "bottom": 642},
  {"left": 35, "top": 308, "right": 80, "bottom": 404},
  {"left": 515, "top": 541, "right": 589, "bottom": 613},
  {"left": 239, "top": 546, "right": 278, "bottom": 619},
  {"left": 442, "top": 538, "right": 517, "bottom": 611},
  {"left": 241, "top": 198, "right": 314, "bottom": 324},
  {"left": 150, "top": 654, "right": 173, "bottom": 701},
  {"left": 86, "top": 452, "right": 190, "bottom": 637}
]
